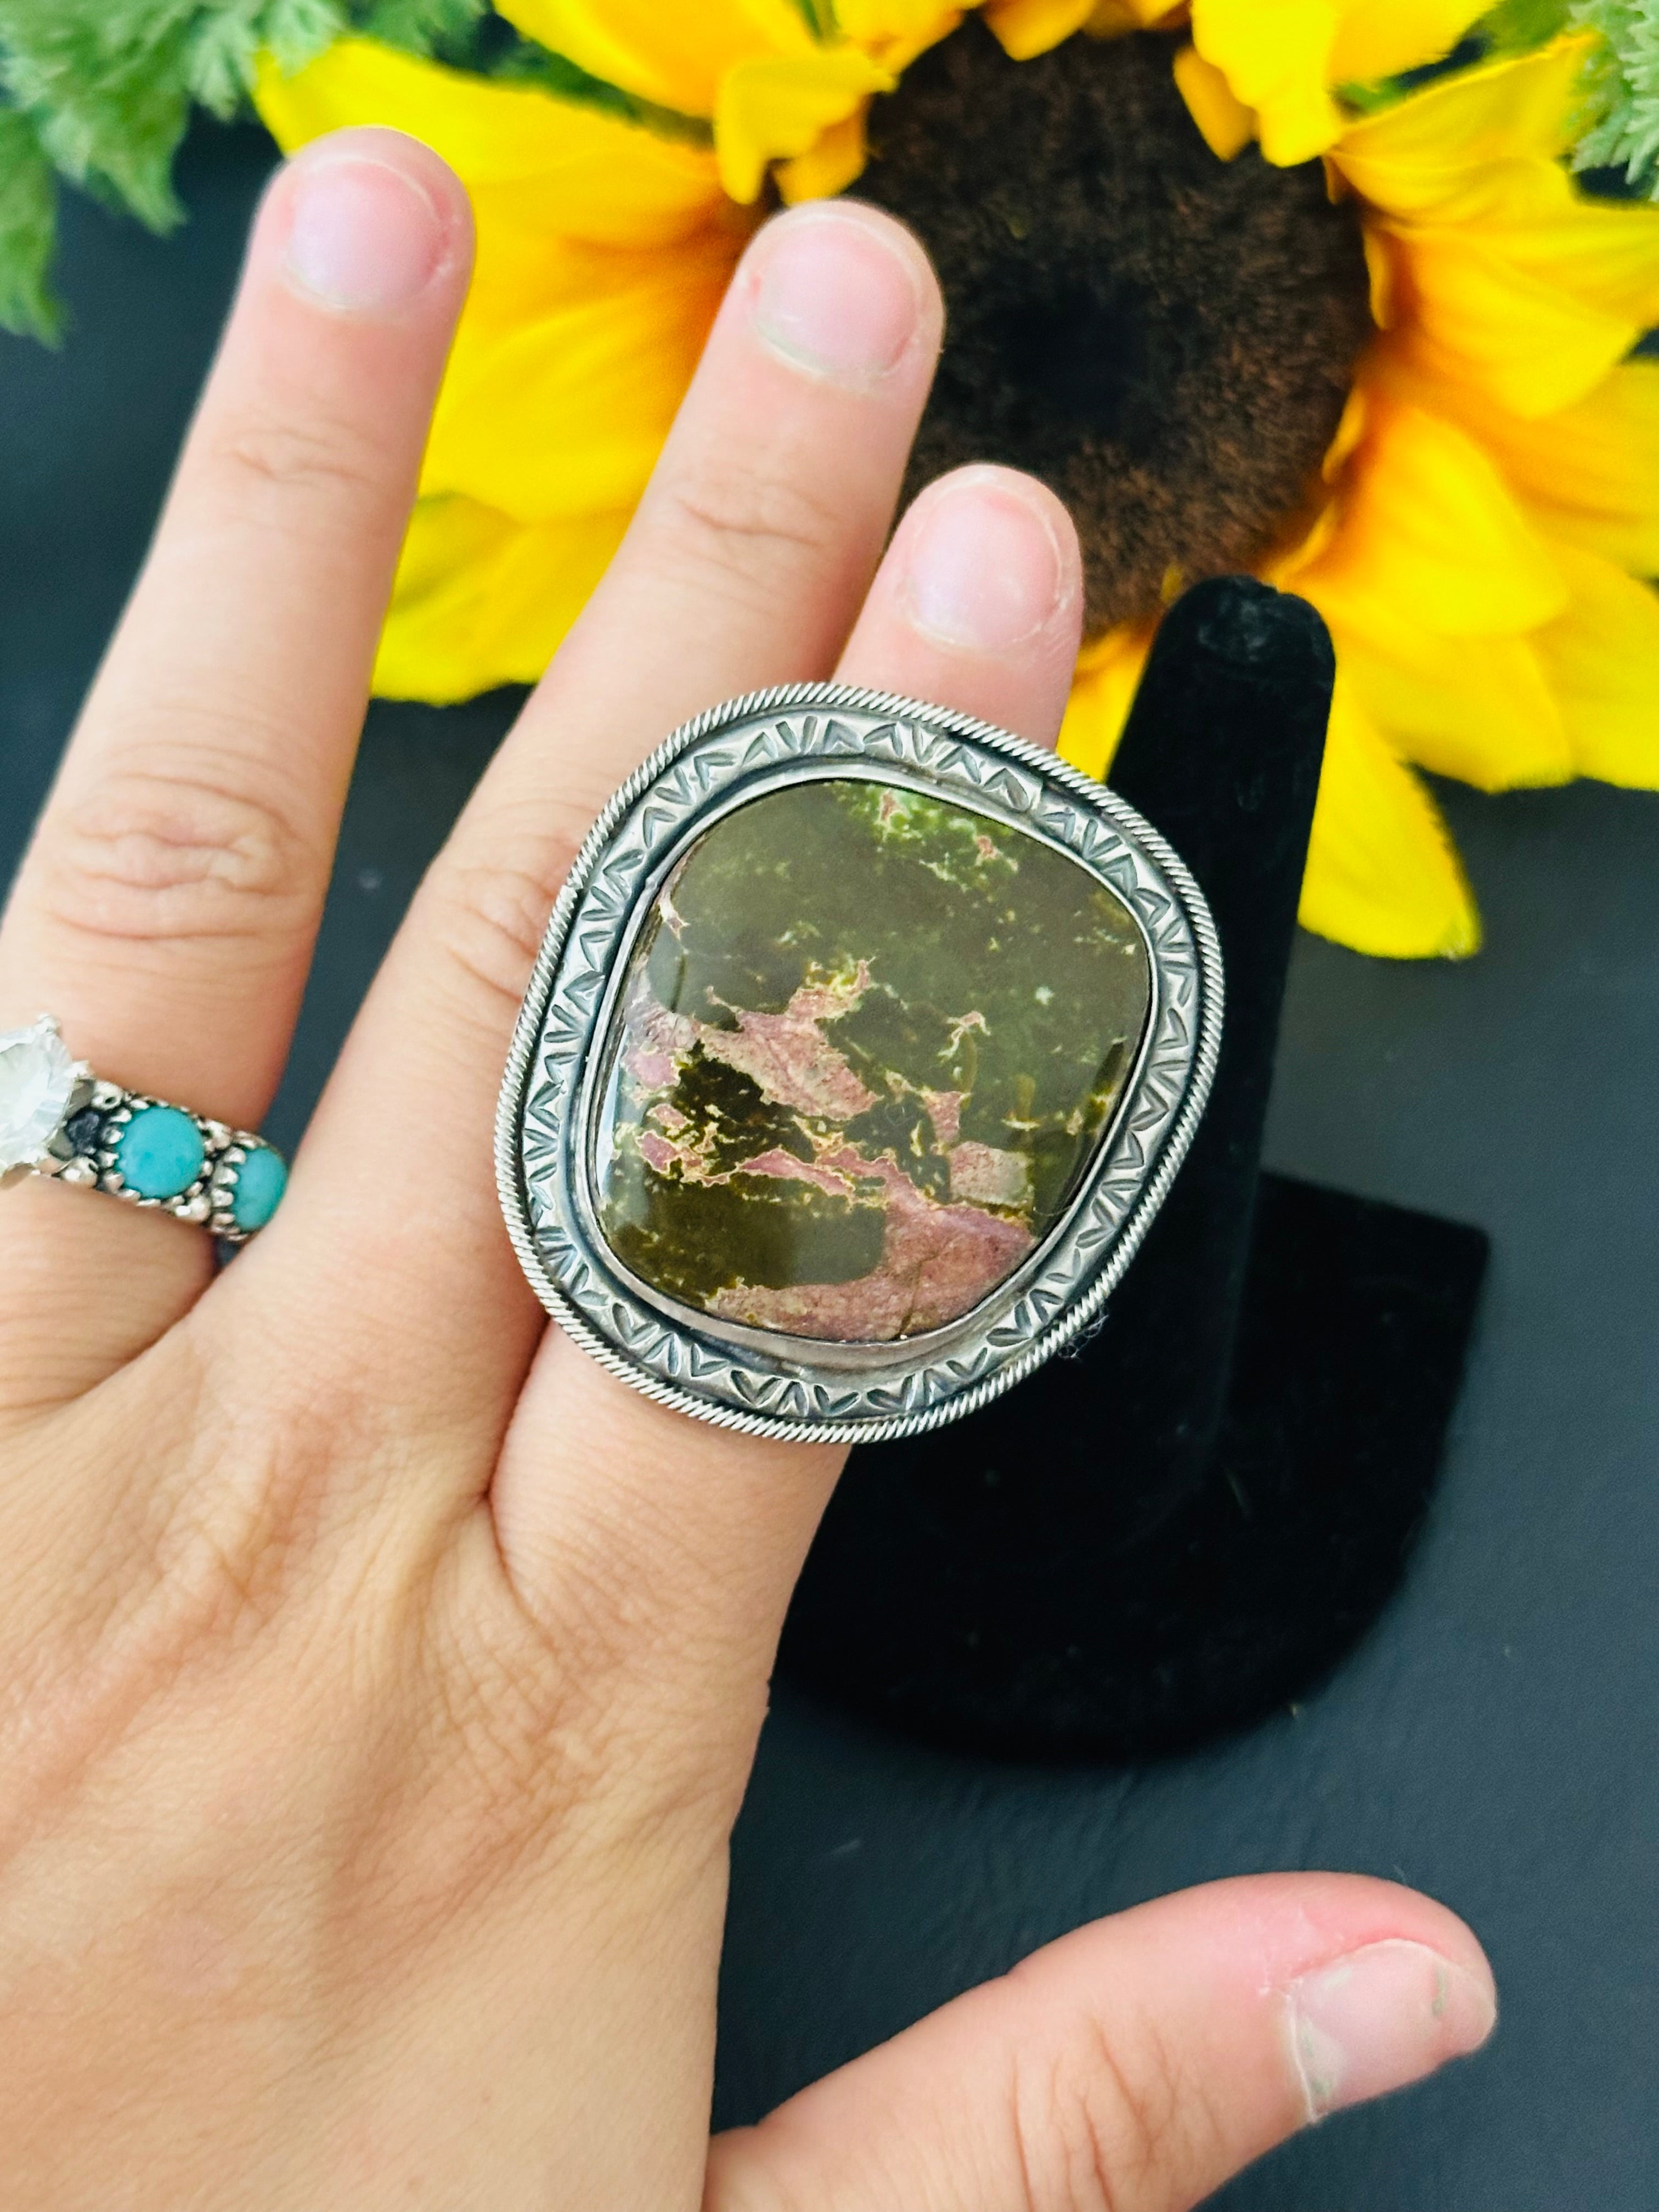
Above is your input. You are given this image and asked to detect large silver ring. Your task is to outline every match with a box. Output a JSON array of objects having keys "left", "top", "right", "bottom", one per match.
[
  {"left": 0, "top": 1017, "right": 286, "bottom": 1243},
  {"left": 498, "top": 684, "right": 1222, "bottom": 1443}
]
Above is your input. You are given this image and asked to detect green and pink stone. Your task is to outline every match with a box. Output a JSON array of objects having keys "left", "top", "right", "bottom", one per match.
[{"left": 592, "top": 780, "right": 1152, "bottom": 1344}]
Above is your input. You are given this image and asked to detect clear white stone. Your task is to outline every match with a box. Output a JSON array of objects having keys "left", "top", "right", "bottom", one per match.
[{"left": 0, "top": 1019, "right": 78, "bottom": 1172}]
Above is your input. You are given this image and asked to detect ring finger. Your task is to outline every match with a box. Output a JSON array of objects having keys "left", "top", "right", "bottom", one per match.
[{"left": 0, "top": 129, "right": 472, "bottom": 1391}]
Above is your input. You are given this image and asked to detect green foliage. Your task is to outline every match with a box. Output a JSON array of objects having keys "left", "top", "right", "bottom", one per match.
[
  {"left": 0, "top": 3, "right": 339, "bottom": 230},
  {"left": 491, "top": 34, "right": 712, "bottom": 140},
  {"left": 1479, "top": 0, "right": 1575, "bottom": 52},
  {"left": 0, "top": 0, "right": 487, "bottom": 345},
  {"left": 1572, "top": 1, "right": 1659, "bottom": 193},
  {"left": 787, "top": 0, "right": 836, "bottom": 35},
  {"left": 0, "top": 99, "right": 60, "bottom": 338},
  {"left": 356, "top": 0, "right": 487, "bottom": 61}
]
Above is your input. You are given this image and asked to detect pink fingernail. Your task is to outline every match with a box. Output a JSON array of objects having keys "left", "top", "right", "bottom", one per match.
[
  {"left": 903, "top": 470, "right": 1066, "bottom": 650},
  {"left": 281, "top": 151, "right": 445, "bottom": 313},
  {"left": 1287, "top": 1940, "right": 1498, "bottom": 2120},
  {"left": 751, "top": 207, "right": 922, "bottom": 385}
]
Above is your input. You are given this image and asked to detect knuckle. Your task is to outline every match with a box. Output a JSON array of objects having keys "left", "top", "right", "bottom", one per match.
[
  {"left": 657, "top": 454, "right": 844, "bottom": 602},
  {"left": 460, "top": 1522, "right": 759, "bottom": 1860},
  {"left": 38, "top": 755, "right": 312, "bottom": 953},
  {"left": 425, "top": 819, "right": 584, "bottom": 1030},
  {"left": 210, "top": 400, "right": 386, "bottom": 516},
  {"left": 151, "top": 1336, "right": 374, "bottom": 1634},
  {"left": 1008, "top": 2008, "right": 1186, "bottom": 2212}
]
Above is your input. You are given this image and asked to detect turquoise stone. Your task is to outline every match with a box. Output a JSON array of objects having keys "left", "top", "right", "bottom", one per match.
[
  {"left": 592, "top": 778, "right": 1152, "bottom": 1344},
  {"left": 112, "top": 1103, "right": 205, "bottom": 1200},
  {"left": 229, "top": 1143, "right": 286, "bottom": 1231}
]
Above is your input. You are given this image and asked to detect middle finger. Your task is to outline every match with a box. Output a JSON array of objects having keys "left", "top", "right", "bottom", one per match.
[{"left": 261, "top": 201, "right": 945, "bottom": 1429}]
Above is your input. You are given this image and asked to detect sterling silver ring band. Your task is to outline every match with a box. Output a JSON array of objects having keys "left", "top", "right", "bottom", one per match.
[{"left": 0, "top": 1016, "right": 287, "bottom": 1243}]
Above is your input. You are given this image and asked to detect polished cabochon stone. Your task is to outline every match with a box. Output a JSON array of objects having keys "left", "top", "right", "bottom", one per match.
[
  {"left": 229, "top": 1144, "right": 286, "bottom": 1232},
  {"left": 112, "top": 1103, "right": 206, "bottom": 1200},
  {"left": 591, "top": 777, "right": 1152, "bottom": 1343}
]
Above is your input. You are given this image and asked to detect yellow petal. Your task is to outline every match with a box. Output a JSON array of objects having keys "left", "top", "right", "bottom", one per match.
[
  {"left": 1321, "top": 380, "right": 1370, "bottom": 479},
  {"left": 423, "top": 234, "right": 733, "bottom": 521},
  {"left": 1298, "top": 672, "right": 1481, "bottom": 958},
  {"left": 715, "top": 45, "right": 892, "bottom": 201},
  {"left": 496, "top": 0, "right": 812, "bottom": 117},
  {"left": 776, "top": 109, "right": 870, "bottom": 200},
  {"left": 1298, "top": 395, "right": 1566, "bottom": 637},
  {"left": 1532, "top": 546, "right": 1659, "bottom": 788},
  {"left": 983, "top": 0, "right": 1100, "bottom": 60},
  {"left": 375, "top": 495, "right": 631, "bottom": 701},
  {"left": 1189, "top": 0, "right": 1345, "bottom": 166},
  {"left": 1327, "top": 0, "right": 1489, "bottom": 88},
  {"left": 1314, "top": 600, "right": 1571, "bottom": 789},
  {"left": 834, "top": 0, "right": 963, "bottom": 68},
  {"left": 1057, "top": 624, "right": 1155, "bottom": 780},
  {"left": 252, "top": 39, "right": 724, "bottom": 250},
  {"left": 1464, "top": 185, "right": 1659, "bottom": 330},
  {"left": 1330, "top": 35, "right": 1592, "bottom": 218},
  {"left": 1467, "top": 361, "right": 1659, "bottom": 575},
  {"left": 1388, "top": 224, "right": 1638, "bottom": 419},
  {"left": 834, "top": 0, "right": 958, "bottom": 37},
  {"left": 1172, "top": 42, "right": 1256, "bottom": 160}
]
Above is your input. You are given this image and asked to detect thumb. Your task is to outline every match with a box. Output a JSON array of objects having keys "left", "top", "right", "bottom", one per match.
[{"left": 706, "top": 1873, "right": 1496, "bottom": 2212}]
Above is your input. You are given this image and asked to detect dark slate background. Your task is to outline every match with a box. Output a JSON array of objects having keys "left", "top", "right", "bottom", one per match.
[{"left": 3, "top": 119, "right": 1655, "bottom": 2209}]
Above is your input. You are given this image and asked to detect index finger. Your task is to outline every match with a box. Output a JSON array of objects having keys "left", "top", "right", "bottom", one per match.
[
  {"left": 0, "top": 130, "right": 472, "bottom": 1390},
  {"left": 252, "top": 200, "right": 944, "bottom": 1422}
]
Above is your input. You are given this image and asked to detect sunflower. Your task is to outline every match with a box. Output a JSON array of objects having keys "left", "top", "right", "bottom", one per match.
[{"left": 254, "top": 3, "right": 1659, "bottom": 958}]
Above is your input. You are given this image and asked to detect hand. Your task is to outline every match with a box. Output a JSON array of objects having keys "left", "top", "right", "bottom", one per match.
[{"left": 0, "top": 129, "right": 1496, "bottom": 2210}]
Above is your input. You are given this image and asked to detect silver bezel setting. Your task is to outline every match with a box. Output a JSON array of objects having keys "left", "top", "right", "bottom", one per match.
[{"left": 498, "top": 684, "right": 1223, "bottom": 1444}]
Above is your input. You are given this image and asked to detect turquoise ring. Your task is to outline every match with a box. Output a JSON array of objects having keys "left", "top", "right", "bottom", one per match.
[{"left": 0, "top": 1015, "right": 286, "bottom": 1242}]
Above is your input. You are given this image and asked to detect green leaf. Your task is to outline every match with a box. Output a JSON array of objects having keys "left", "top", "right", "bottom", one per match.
[
  {"left": 1479, "top": 0, "right": 1575, "bottom": 52},
  {"left": 488, "top": 32, "right": 711, "bottom": 138},
  {"left": 0, "top": 0, "right": 365, "bottom": 338},
  {"left": 0, "top": 0, "right": 709, "bottom": 354},
  {"left": 0, "top": 2, "right": 201, "bottom": 232},
  {"left": 1571, "top": 0, "right": 1659, "bottom": 195},
  {"left": 0, "top": 100, "right": 62, "bottom": 340},
  {"left": 354, "top": 0, "right": 487, "bottom": 60},
  {"left": 188, "top": 1, "right": 343, "bottom": 117}
]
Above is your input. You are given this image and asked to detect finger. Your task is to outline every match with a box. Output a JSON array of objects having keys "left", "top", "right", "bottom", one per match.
[
  {"left": 487, "top": 467, "right": 1084, "bottom": 1734},
  {"left": 0, "top": 128, "right": 472, "bottom": 1391},
  {"left": 835, "top": 463, "right": 1087, "bottom": 732},
  {"left": 263, "top": 201, "right": 943, "bottom": 1424},
  {"left": 707, "top": 1874, "right": 1498, "bottom": 2212}
]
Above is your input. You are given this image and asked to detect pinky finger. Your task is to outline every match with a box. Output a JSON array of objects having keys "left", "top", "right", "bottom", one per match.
[{"left": 706, "top": 1874, "right": 1496, "bottom": 2212}]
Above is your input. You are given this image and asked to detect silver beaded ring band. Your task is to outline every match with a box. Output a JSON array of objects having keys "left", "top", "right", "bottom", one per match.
[{"left": 0, "top": 1016, "right": 286, "bottom": 1243}]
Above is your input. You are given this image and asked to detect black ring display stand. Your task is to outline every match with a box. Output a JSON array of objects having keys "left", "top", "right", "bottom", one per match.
[{"left": 777, "top": 577, "right": 1489, "bottom": 1760}]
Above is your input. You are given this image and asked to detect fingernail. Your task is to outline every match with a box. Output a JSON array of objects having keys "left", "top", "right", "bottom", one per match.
[
  {"left": 281, "top": 152, "right": 445, "bottom": 313},
  {"left": 751, "top": 208, "right": 922, "bottom": 385},
  {"left": 903, "top": 470, "right": 1067, "bottom": 650},
  {"left": 1287, "top": 1940, "right": 1498, "bottom": 2121}
]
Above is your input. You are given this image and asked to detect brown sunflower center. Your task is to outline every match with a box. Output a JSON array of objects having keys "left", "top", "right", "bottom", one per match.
[{"left": 853, "top": 24, "right": 1374, "bottom": 633}]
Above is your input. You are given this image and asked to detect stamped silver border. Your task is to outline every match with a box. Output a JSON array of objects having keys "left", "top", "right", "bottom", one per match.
[{"left": 496, "top": 684, "right": 1223, "bottom": 1444}]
